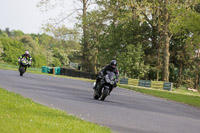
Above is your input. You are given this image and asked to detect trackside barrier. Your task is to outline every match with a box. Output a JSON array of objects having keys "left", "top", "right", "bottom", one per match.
[
  {"left": 60, "top": 68, "right": 97, "bottom": 79},
  {"left": 42, "top": 67, "right": 97, "bottom": 79},
  {"left": 151, "top": 81, "right": 164, "bottom": 89},
  {"left": 139, "top": 80, "right": 151, "bottom": 88},
  {"left": 119, "top": 78, "right": 172, "bottom": 91},
  {"left": 163, "top": 82, "right": 173, "bottom": 91},
  {"left": 47, "top": 67, "right": 53, "bottom": 74},
  {"left": 128, "top": 79, "right": 139, "bottom": 86},
  {"left": 53, "top": 67, "right": 61, "bottom": 75},
  {"left": 41, "top": 66, "right": 58, "bottom": 74},
  {"left": 42, "top": 66, "right": 48, "bottom": 73},
  {"left": 119, "top": 78, "right": 128, "bottom": 84}
]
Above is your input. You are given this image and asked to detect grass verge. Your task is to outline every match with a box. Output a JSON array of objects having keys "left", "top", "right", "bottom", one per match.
[
  {"left": 118, "top": 84, "right": 200, "bottom": 108},
  {"left": 0, "top": 88, "right": 110, "bottom": 133}
]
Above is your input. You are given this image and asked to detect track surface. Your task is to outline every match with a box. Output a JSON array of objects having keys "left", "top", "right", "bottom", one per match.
[{"left": 0, "top": 69, "right": 200, "bottom": 133}]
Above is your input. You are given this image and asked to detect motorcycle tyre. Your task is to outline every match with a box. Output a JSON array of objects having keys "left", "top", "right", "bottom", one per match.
[
  {"left": 93, "top": 83, "right": 102, "bottom": 100},
  {"left": 19, "top": 67, "right": 25, "bottom": 76},
  {"left": 100, "top": 88, "right": 109, "bottom": 101},
  {"left": 93, "top": 91, "right": 100, "bottom": 100}
]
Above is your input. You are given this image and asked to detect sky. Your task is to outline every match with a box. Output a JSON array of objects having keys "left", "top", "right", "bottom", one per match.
[{"left": 0, "top": 0, "right": 78, "bottom": 34}]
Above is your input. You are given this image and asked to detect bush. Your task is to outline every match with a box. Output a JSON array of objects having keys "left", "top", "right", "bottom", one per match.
[{"left": 0, "top": 37, "right": 25, "bottom": 65}]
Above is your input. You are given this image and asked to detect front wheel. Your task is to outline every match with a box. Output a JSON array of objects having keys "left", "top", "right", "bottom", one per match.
[
  {"left": 93, "top": 91, "right": 100, "bottom": 100},
  {"left": 20, "top": 72, "right": 23, "bottom": 76},
  {"left": 93, "top": 83, "right": 102, "bottom": 100},
  {"left": 19, "top": 67, "right": 25, "bottom": 76},
  {"left": 100, "top": 88, "right": 109, "bottom": 101}
]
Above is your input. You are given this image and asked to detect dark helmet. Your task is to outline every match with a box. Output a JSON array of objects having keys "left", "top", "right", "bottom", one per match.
[{"left": 110, "top": 60, "right": 117, "bottom": 68}]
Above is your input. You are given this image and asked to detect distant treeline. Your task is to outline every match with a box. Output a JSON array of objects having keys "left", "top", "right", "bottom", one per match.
[
  {"left": 1, "top": 1, "right": 200, "bottom": 90},
  {"left": 0, "top": 27, "right": 81, "bottom": 68}
]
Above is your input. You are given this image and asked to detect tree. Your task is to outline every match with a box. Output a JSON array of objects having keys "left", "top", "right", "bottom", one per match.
[
  {"left": 0, "top": 41, "right": 4, "bottom": 62},
  {"left": 0, "top": 37, "right": 25, "bottom": 65}
]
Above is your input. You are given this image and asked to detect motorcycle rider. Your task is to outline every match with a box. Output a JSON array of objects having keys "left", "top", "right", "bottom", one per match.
[
  {"left": 93, "top": 60, "right": 119, "bottom": 93},
  {"left": 18, "top": 51, "right": 32, "bottom": 71}
]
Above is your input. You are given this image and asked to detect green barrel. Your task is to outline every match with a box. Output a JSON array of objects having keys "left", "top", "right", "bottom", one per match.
[
  {"left": 42, "top": 66, "right": 48, "bottom": 73},
  {"left": 47, "top": 67, "right": 53, "bottom": 74},
  {"left": 54, "top": 67, "right": 61, "bottom": 75}
]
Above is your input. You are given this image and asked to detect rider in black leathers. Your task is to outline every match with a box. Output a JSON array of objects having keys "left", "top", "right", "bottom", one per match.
[{"left": 93, "top": 60, "right": 119, "bottom": 92}]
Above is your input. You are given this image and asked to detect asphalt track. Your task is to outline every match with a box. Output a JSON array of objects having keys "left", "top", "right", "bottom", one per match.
[{"left": 0, "top": 69, "right": 200, "bottom": 133}]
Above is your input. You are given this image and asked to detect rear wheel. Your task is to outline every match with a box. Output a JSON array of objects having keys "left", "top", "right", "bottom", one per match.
[{"left": 93, "top": 91, "right": 100, "bottom": 99}]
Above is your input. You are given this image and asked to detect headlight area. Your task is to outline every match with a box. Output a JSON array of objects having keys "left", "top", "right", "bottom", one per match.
[{"left": 105, "top": 75, "right": 110, "bottom": 83}]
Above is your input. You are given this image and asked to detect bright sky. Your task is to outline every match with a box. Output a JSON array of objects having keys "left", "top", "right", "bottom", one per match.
[{"left": 0, "top": 0, "right": 78, "bottom": 34}]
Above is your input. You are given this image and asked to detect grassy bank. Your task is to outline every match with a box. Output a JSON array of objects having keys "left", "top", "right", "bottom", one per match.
[
  {"left": 118, "top": 84, "right": 200, "bottom": 108},
  {"left": 0, "top": 88, "right": 110, "bottom": 133},
  {"left": 0, "top": 63, "right": 42, "bottom": 74}
]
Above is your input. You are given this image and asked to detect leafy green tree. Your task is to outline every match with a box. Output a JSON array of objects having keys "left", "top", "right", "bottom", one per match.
[
  {"left": 52, "top": 57, "right": 61, "bottom": 67},
  {"left": 11, "top": 30, "right": 24, "bottom": 37},
  {"left": 32, "top": 54, "right": 47, "bottom": 67},
  {"left": 170, "top": 33, "right": 194, "bottom": 88},
  {"left": 118, "top": 43, "right": 150, "bottom": 78},
  {"left": 0, "top": 30, "right": 8, "bottom": 38},
  {"left": 0, "top": 41, "right": 4, "bottom": 62},
  {"left": 0, "top": 37, "right": 25, "bottom": 65}
]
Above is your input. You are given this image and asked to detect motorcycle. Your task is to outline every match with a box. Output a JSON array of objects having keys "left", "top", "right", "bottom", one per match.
[
  {"left": 19, "top": 58, "right": 30, "bottom": 76},
  {"left": 93, "top": 71, "right": 117, "bottom": 101}
]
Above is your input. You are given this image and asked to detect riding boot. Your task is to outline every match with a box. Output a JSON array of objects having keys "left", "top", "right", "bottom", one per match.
[{"left": 93, "top": 81, "right": 98, "bottom": 89}]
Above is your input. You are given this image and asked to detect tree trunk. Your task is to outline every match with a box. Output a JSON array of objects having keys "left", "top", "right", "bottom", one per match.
[
  {"left": 162, "top": 33, "right": 170, "bottom": 81},
  {"left": 176, "top": 61, "right": 183, "bottom": 88},
  {"left": 194, "top": 58, "right": 200, "bottom": 89},
  {"left": 81, "top": 0, "right": 96, "bottom": 73},
  {"left": 82, "top": 0, "right": 88, "bottom": 71},
  {"left": 162, "top": 0, "right": 170, "bottom": 81}
]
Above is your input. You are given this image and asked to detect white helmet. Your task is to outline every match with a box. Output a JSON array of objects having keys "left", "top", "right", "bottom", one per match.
[{"left": 25, "top": 51, "right": 29, "bottom": 56}]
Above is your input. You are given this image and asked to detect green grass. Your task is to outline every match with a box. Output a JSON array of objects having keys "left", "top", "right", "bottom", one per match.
[
  {"left": 0, "top": 88, "right": 110, "bottom": 133},
  {"left": 118, "top": 84, "right": 200, "bottom": 108},
  {"left": 0, "top": 63, "right": 42, "bottom": 74}
]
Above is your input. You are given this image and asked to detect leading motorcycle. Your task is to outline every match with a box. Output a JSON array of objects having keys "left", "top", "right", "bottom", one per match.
[
  {"left": 93, "top": 71, "right": 117, "bottom": 101},
  {"left": 18, "top": 58, "right": 30, "bottom": 76}
]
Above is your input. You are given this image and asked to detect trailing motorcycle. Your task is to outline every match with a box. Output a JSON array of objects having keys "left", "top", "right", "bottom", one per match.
[
  {"left": 93, "top": 71, "right": 117, "bottom": 101},
  {"left": 18, "top": 58, "right": 30, "bottom": 76}
]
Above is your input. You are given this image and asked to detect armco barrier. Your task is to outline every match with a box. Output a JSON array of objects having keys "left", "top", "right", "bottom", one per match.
[{"left": 60, "top": 68, "right": 97, "bottom": 79}]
